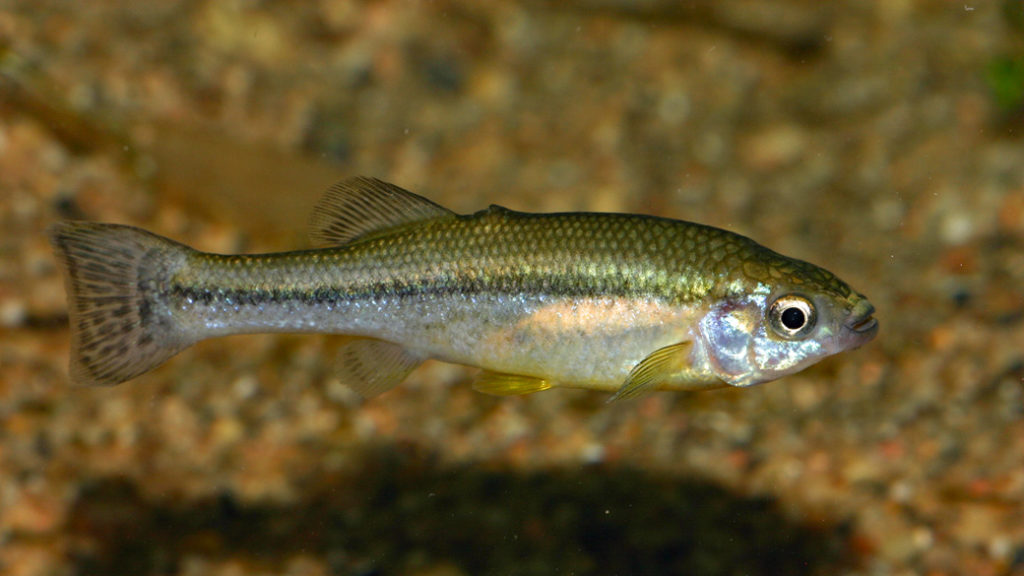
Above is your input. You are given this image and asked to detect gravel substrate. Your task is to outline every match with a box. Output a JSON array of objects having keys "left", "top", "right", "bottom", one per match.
[{"left": 2, "top": 2, "right": 1023, "bottom": 575}]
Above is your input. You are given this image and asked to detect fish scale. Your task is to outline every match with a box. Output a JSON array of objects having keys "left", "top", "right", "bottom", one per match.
[{"left": 49, "top": 177, "right": 877, "bottom": 398}]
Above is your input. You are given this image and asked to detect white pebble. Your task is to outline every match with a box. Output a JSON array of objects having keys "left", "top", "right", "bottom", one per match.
[{"left": 0, "top": 299, "right": 26, "bottom": 327}]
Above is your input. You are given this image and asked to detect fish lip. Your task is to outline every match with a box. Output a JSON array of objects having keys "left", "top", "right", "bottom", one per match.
[
  {"left": 842, "top": 300, "right": 878, "bottom": 342},
  {"left": 847, "top": 315, "right": 878, "bottom": 334}
]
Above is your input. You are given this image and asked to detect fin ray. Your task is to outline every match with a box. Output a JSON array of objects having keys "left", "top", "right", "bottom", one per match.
[
  {"left": 48, "top": 222, "right": 195, "bottom": 386},
  {"left": 309, "top": 177, "right": 454, "bottom": 247},
  {"left": 610, "top": 341, "right": 718, "bottom": 402},
  {"left": 473, "top": 371, "right": 551, "bottom": 396},
  {"left": 334, "top": 338, "right": 425, "bottom": 398}
]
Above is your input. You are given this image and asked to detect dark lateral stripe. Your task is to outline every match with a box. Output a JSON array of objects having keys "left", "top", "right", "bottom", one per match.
[{"left": 168, "top": 270, "right": 656, "bottom": 309}]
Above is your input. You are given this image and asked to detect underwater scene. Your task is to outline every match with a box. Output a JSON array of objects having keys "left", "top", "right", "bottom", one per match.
[{"left": 2, "top": 2, "right": 1023, "bottom": 575}]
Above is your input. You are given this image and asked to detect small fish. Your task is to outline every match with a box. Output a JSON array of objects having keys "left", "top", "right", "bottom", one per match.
[{"left": 49, "top": 177, "right": 878, "bottom": 399}]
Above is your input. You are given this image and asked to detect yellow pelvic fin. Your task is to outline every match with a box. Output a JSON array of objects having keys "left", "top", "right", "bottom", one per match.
[
  {"left": 334, "top": 338, "right": 425, "bottom": 398},
  {"left": 473, "top": 371, "right": 552, "bottom": 396},
  {"left": 309, "top": 177, "right": 455, "bottom": 247},
  {"left": 610, "top": 341, "right": 720, "bottom": 402}
]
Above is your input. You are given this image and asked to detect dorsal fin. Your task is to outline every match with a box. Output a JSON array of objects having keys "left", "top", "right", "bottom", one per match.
[{"left": 309, "top": 177, "right": 455, "bottom": 247}]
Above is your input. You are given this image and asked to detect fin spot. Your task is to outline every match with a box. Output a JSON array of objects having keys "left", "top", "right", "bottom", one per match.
[{"left": 48, "top": 222, "right": 195, "bottom": 386}]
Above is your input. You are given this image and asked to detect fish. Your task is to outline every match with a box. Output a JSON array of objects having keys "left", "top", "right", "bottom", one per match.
[{"left": 48, "top": 177, "right": 878, "bottom": 400}]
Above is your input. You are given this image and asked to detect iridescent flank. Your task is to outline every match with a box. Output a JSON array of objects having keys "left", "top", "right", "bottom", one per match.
[{"left": 49, "top": 177, "right": 877, "bottom": 398}]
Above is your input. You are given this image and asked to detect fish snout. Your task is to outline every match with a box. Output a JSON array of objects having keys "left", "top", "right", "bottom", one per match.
[{"left": 839, "top": 298, "right": 878, "bottom": 349}]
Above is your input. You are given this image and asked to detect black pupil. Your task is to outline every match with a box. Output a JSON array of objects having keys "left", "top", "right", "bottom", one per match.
[{"left": 781, "top": 306, "right": 806, "bottom": 330}]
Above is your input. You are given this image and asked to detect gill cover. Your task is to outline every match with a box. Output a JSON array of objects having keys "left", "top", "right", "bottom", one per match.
[{"left": 698, "top": 299, "right": 759, "bottom": 386}]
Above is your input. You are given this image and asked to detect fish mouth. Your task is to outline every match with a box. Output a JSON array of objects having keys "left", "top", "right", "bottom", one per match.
[
  {"left": 843, "top": 299, "right": 878, "bottom": 343},
  {"left": 847, "top": 312, "right": 877, "bottom": 334}
]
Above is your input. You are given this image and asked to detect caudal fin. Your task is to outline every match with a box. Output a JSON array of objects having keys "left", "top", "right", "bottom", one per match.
[{"left": 48, "top": 222, "right": 196, "bottom": 385}]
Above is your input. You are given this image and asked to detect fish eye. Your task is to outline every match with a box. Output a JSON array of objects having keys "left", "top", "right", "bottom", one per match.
[{"left": 768, "top": 294, "right": 817, "bottom": 340}]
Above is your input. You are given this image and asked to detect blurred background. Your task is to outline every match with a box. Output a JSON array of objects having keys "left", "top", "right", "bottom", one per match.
[{"left": 2, "top": 1, "right": 1024, "bottom": 575}]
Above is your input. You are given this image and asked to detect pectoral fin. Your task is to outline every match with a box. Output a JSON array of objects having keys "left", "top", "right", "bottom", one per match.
[
  {"left": 473, "top": 371, "right": 552, "bottom": 396},
  {"left": 335, "top": 338, "right": 425, "bottom": 398},
  {"left": 609, "top": 342, "right": 722, "bottom": 402}
]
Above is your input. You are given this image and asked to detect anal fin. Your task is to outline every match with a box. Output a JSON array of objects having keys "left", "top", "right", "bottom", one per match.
[
  {"left": 335, "top": 338, "right": 425, "bottom": 398},
  {"left": 473, "top": 371, "right": 551, "bottom": 396}
]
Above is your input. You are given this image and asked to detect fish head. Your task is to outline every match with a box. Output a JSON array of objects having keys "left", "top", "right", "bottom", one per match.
[{"left": 695, "top": 256, "right": 877, "bottom": 387}]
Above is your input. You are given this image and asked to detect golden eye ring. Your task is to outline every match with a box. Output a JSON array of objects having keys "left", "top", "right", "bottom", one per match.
[{"left": 768, "top": 294, "right": 817, "bottom": 340}]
